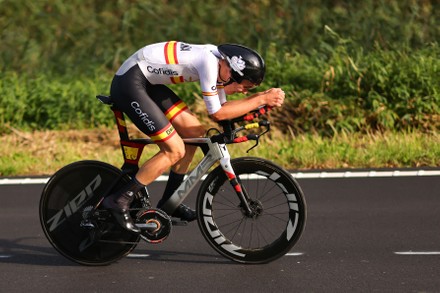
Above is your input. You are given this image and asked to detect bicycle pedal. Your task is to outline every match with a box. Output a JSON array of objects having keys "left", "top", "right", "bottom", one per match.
[
  {"left": 171, "top": 219, "right": 188, "bottom": 226},
  {"left": 80, "top": 220, "right": 96, "bottom": 229}
]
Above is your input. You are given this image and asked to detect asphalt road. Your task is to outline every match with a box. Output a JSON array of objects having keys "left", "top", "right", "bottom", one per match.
[{"left": 1, "top": 175, "right": 440, "bottom": 292}]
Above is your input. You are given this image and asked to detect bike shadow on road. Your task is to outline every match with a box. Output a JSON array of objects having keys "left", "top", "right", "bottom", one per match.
[
  {"left": 0, "top": 237, "right": 79, "bottom": 267},
  {"left": 0, "top": 237, "right": 233, "bottom": 266},
  {"left": 128, "top": 248, "right": 233, "bottom": 265}
]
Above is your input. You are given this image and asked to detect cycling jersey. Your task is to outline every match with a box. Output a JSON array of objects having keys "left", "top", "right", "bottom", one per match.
[
  {"left": 110, "top": 41, "right": 228, "bottom": 143},
  {"left": 117, "top": 41, "right": 227, "bottom": 115}
]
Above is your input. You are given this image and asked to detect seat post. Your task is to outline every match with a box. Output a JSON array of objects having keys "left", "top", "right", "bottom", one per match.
[{"left": 111, "top": 107, "right": 130, "bottom": 141}]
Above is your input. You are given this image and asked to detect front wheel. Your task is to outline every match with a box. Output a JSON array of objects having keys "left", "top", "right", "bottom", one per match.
[{"left": 196, "top": 157, "right": 306, "bottom": 264}]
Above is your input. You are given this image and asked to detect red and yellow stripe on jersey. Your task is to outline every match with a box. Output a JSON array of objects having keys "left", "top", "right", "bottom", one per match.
[
  {"left": 165, "top": 100, "right": 188, "bottom": 123},
  {"left": 149, "top": 123, "right": 176, "bottom": 142},
  {"left": 202, "top": 90, "right": 218, "bottom": 97},
  {"left": 164, "top": 41, "right": 184, "bottom": 84},
  {"left": 203, "top": 83, "right": 223, "bottom": 99}
]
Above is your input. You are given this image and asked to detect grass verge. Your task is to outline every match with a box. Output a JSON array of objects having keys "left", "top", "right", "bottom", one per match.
[{"left": 0, "top": 126, "right": 438, "bottom": 177}]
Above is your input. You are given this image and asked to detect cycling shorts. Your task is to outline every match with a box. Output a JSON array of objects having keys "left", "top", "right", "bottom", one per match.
[{"left": 110, "top": 64, "right": 188, "bottom": 142}]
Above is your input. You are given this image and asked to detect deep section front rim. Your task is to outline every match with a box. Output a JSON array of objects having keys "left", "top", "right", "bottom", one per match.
[{"left": 197, "top": 157, "right": 306, "bottom": 264}]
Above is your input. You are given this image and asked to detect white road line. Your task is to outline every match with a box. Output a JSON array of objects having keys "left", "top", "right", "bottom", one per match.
[
  {"left": 1, "top": 169, "right": 439, "bottom": 185},
  {"left": 292, "top": 169, "right": 440, "bottom": 179},
  {"left": 127, "top": 253, "right": 151, "bottom": 258},
  {"left": 394, "top": 251, "right": 440, "bottom": 255},
  {"left": 0, "top": 175, "right": 168, "bottom": 185},
  {"left": 0, "top": 178, "right": 50, "bottom": 185},
  {"left": 286, "top": 252, "right": 304, "bottom": 256},
  {"left": 0, "top": 255, "right": 12, "bottom": 258}
]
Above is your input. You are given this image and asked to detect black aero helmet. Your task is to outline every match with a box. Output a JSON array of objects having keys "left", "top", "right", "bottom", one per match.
[{"left": 218, "top": 44, "right": 265, "bottom": 85}]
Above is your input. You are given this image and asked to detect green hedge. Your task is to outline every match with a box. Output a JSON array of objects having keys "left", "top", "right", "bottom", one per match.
[
  {"left": 1, "top": 41, "right": 438, "bottom": 135},
  {"left": 1, "top": 0, "right": 439, "bottom": 135},
  {"left": 264, "top": 34, "right": 440, "bottom": 135},
  {"left": 0, "top": 72, "right": 112, "bottom": 130}
]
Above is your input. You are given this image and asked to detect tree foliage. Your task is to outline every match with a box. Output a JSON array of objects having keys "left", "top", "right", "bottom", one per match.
[{"left": 1, "top": 0, "right": 439, "bottom": 134}]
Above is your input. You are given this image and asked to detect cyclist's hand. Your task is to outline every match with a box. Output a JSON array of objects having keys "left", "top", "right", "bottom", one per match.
[{"left": 263, "top": 88, "right": 285, "bottom": 108}]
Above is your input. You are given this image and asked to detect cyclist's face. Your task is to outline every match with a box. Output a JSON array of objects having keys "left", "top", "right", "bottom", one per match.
[
  {"left": 240, "top": 80, "right": 258, "bottom": 91},
  {"left": 224, "top": 81, "right": 257, "bottom": 95},
  {"left": 218, "top": 60, "right": 232, "bottom": 83}
]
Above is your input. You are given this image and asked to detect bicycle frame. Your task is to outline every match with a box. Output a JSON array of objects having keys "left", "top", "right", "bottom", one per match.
[
  {"left": 161, "top": 137, "right": 238, "bottom": 215},
  {"left": 104, "top": 97, "right": 254, "bottom": 217}
]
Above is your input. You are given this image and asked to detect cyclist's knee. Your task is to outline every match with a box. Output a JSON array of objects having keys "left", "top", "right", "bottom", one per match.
[
  {"left": 168, "top": 146, "right": 185, "bottom": 164},
  {"left": 172, "top": 111, "right": 205, "bottom": 138},
  {"left": 192, "top": 125, "right": 206, "bottom": 138},
  {"left": 160, "top": 135, "right": 185, "bottom": 165},
  {"left": 180, "top": 124, "right": 206, "bottom": 138}
]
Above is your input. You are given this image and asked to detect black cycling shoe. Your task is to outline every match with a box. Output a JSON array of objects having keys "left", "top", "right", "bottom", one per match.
[
  {"left": 102, "top": 191, "right": 140, "bottom": 234},
  {"left": 172, "top": 204, "right": 197, "bottom": 222},
  {"left": 109, "top": 208, "right": 140, "bottom": 234}
]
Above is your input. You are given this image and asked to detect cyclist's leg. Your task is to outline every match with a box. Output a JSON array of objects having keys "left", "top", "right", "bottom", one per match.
[
  {"left": 104, "top": 64, "right": 186, "bottom": 231},
  {"left": 104, "top": 135, "right": 185, "bottom": 231},
  {"left": 170, "top": 109, "right": 206, "bottom": 173},
  {"left": 110, "top": 64, "right": 187, "bottom": 183},
  {"left": 156, "top": 110, "right": 205, "bottom": 221},
  {"left": 146, "top": 84, "right": 205, "bottom": 221},
  {"left": 135, "top": 135, "right": 185, "bottom": 184}
]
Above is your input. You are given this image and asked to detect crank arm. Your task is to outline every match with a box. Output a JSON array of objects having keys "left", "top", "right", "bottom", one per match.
[{"left": 135, "top": 222, "right": 159, "bottom": 231}]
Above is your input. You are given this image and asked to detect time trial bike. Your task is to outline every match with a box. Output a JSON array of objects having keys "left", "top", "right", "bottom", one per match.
[{"left": 39, "top": 94, "right": 306, "bottom": 265}]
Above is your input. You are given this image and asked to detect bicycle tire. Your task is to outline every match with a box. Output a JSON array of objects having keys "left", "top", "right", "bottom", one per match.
[
  {"left": 39, "top": 160, "right": 140, "bottom": 266},
  {"left": 196, "top": 157, "right": 306, "bottom": 264}
]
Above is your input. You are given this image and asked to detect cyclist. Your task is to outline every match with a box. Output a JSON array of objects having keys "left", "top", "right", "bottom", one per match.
[{"left": 103, "top": 41, "right": 285, "bottom": 233}]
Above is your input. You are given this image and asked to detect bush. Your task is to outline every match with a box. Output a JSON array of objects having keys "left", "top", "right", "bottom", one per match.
[
  {"left": 1, "top": 41, "right": 438, "bottom": 135},
  {"left": 0, "top": 71, "right": 113, "bottom": 130},
  {"left": 1, "top": 1, "right": 439, "bottom": 135}
]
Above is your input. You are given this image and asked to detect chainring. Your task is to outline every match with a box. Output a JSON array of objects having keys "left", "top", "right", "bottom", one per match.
[{"left": 136, "top": 208, "right": 172, "bottom": 243}]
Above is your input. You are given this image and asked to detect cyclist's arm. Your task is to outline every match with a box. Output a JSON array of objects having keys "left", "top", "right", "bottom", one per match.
[{"left": 210, "top": 88, "right": 285, "bottom": 121}]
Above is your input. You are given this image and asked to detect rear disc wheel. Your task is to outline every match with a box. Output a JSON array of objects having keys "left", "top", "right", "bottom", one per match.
[{"left": 39, "top": 160, "right": 140, "bottom": 266}]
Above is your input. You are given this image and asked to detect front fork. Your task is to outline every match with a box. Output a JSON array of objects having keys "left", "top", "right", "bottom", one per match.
[{"left": 218, "top": 144, "right": 253, "bottom": 216}]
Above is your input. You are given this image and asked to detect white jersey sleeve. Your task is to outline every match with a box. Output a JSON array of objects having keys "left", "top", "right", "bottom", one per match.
[{"left": 195, "top": 49, "right": 223, "bottom": 114}]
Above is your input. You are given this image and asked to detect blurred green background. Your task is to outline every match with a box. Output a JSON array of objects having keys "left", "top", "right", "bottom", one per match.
[{"left": 1, "top": 0, "right": 439, "bottom": 135}]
